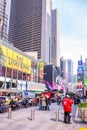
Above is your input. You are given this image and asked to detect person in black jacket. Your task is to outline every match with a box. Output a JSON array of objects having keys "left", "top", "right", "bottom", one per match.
[{"left": 74, "top": 96, "right": 81, "bottom": 105}]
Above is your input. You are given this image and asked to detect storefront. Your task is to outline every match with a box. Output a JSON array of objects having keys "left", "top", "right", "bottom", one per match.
[
  {"left": 26, "top": 81, "right": 46, "bottom": 93},
  {"left": 0, "top": 40, "right": 38, "bottom": 91}
]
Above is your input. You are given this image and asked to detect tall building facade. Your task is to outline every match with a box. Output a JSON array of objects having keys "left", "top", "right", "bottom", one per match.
[
  {"left": 8, "top": 0, "right": 52, "bottom": 64},
  {"left": 60, "top": 57, "right": 66, "bottom": 79},
  {"left": 66, "top": 59, "right": 73, "bottom": 83},
  {"left": 0, "top": 0, "right": 8, "bottom": 41},
  {"left": 52, "top": 9, "right": 60, "bottom": 67}
]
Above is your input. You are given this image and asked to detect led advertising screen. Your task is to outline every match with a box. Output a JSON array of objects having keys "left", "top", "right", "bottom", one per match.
[
  {"left": 0, "top": 45, "right": 31, "bottom": 74},
  {"left": 44, "top": 65, "right": 58, "bottom": 90}
]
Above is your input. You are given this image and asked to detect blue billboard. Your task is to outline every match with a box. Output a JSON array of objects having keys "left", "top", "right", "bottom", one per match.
[
  {"left": 78, "top": 60, "right": 82, "bottom": 65},
  {"left": 77, "top": 67, "right": 84, "bottom": 73}
]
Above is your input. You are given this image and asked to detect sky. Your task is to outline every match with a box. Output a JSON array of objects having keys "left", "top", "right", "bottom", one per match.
[{"left": 52, "top": 0, "right": 87, "bottom": 74}]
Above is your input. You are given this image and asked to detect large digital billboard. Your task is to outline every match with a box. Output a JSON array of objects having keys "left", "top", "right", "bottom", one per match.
[
  {"left": 0, "top": 45, "right": 31, "bottom": 74},
  {"left": 44, "top": 65, "right": 58, "bottom": 90},
  {"left": 39, "top": 62, "right": 45, "bottom": 82}
]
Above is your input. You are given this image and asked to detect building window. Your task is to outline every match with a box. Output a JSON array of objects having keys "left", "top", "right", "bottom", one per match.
[
  {"left": 13, "top": 69, "right": 17, "bottom": 79},
  {"left": 27, "top": 74, "right": 31, "bottom": 81},
  {"left": 6, "top": 68, "right": 12, "bottom": 78},
  {"left": 18, "top": 71, "right": 22, "bottom": 80},
  {"left": 2, "top": 66, "right": 5, "bottom": 77},
  {"left": 23, "top": 73, "right": 26, "bottom": 80},
  {"left": 0, "top": 64, "right": 2, "bottom": 76}
]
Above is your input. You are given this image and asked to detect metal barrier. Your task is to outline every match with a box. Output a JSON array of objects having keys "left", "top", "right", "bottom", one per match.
[
  {"left": 56, "top": 110, "right": 59, "bottom": 122},
  {"left": 31, "top": 109, "right": 35, "bottom": 120},
  {"left": 8, "top": 107, "right": 12, "bottom": 119}
]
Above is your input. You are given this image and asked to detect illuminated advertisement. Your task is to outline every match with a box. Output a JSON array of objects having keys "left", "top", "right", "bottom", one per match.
[
  {"left": 84, "top": 65, "right": 87, "bottom": 86},
  {"left": 44, "top": 65, "right": 58, "bottom": 90},
  {"left": 0, "top": 45, "right": 31, "bottom": 74},
  {"left": 39, "top": 62, "right": 45, "bottom": 82}
]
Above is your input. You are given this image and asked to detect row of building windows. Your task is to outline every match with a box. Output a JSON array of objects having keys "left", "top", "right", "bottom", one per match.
[{"left": 0, "top": 65, "right": 38, "bottom": 81}]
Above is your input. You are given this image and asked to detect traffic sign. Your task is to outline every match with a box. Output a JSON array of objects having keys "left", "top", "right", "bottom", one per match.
[{"left": 24, "top": 91, "right": 28, "bottom": 96}]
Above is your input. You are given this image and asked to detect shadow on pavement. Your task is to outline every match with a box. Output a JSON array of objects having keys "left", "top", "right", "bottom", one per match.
[
  {"left": 73, "top": 119, "right": 87, "bottom": 124},
  {"left": 50, "top": 117, "right": 63, "bottom": 123},
  {"left": 27, "top": 117, "right": 32, "bottom": 120},
  {"left": 72, "top": 116, "right": 87, "bottom": 124}
]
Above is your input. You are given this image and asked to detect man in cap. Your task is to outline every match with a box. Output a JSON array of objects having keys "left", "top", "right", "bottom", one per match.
[{"left": 62, "top": 95, "right": 74, "bottom": 123}]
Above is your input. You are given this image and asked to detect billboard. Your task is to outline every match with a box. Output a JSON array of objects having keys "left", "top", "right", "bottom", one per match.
[
  {"left": 77, "top": 67, "right": 83, "bottom": 73},
  {"left": 44, "top": 65, "right": 58, "bottom": 90},
  {"left": 0, "top": 45, "right": 31, "bottom": 74},
  {"left": 78, "top": 60, "right": 82, "bottom": 65},
  {"left": 39, "top": 62, "right": 45, "bottom": 82},
  {"left": 84, "top": 77, "right": 87, "bottom": 86},
  {"left": 84, "top": 65, "right": 87, "bottom": 86},
  {"left": 77, "top": 66, "right": 84, "bottom": 82}
]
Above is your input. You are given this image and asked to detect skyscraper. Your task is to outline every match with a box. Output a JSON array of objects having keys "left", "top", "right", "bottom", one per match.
[
  {"left": 0, "top": 0, "right": 8, "bottom": 41},
  {"left": 60, "top": 57, "right": 65, "bottom": 79},
  {"left": 8, "top": 0, "right": 52, "bottom": 64},
  {"left": 52, "top": 9, "right": 60, "bottom": 67},
  {"left": 66, "top": 59, "right": 73, "bottom": 83}
]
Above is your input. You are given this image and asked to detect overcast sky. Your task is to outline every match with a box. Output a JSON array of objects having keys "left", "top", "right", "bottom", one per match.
[{"left": 52, "top": 0, "right": 87, "bottom": 74}]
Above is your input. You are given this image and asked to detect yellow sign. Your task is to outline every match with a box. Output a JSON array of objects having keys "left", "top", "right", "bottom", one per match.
[
  {"left": 79, "top": 128, "right": 87, "bottom": 130},
  {"left": 39, "top": 62, "right": 45, "bottom": 68},
  {"left": 0, "top": 45, "right": 31, "bottom": 74},
  {"left": 39, "top": 62, "right": 45, "bottom": 81}
]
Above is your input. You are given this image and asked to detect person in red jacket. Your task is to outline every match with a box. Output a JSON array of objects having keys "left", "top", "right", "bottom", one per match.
[{"left": 62, "top": 95, "right": 74, "bottom": 123}]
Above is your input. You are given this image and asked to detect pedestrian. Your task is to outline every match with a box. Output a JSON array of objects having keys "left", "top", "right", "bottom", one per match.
[
  {"left": 74, "top": 95, "right": 81, "bottom": 105},
  {"left": 42, "top": 96, "right": 46, "bottom": 110},
  {"left": 57, "top": 96, "right": 61, "bottom": 105},
  {"left": 62, "top": 95, "right": 74, "bottom": 123},
  {"left": 45, "top": 97, "right": 50, "bottom": 110},
  {"left": 38, "top": 97, "right": 42, "bottom": 110},
  {"left": 0, "top": 99, "right": 4, "bottom": 113}
]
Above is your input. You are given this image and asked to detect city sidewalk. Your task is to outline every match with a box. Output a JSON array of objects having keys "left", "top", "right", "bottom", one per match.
[{"left": 0, "top": 103, "right": 87, "bottom": 130}]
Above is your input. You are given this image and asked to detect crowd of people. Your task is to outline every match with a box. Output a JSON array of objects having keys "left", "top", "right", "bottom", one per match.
[
  {"left": 0, "top": 99, "right": 5, "bottom": 113},
  {"left": 38, "top": 96, "right": 51, "bottom": 111},
  {"left": 0, "top": 92, "right": 82, "bottom": 125},
  {"left": 0, "top": 97, "right": 39, "bottom": 113}
]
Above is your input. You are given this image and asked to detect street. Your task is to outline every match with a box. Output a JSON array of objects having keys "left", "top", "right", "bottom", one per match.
[{"left": 0, "top": 103, "right": 87, "bottom": 130}]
